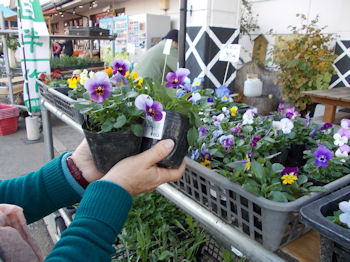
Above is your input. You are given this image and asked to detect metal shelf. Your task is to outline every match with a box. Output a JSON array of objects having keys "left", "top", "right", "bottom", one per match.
[{"left": 40, "top": 97, "right": 285, "bottom": 262}]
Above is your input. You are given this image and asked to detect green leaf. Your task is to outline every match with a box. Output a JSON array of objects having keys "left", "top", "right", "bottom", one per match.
[
  {"left": 268, "top": 191, "right": 288, "bottom": 202},
  {"left": 158, "top": 251, "right": 174, "bottom": 260},
  {"left": 187, "top": 127, "right": 199, "bottom": 147},
  {"left": 271, "top": 163, "right": 284, "bottom": 173},
  {"left": 131, "top": 123, "right": 143, "bottom": 137},
  {"left": 113, "top": 114, "right": 127, "bottom": 129},
  {"left": 251, "top": 161, "right": 265, "bottom": 184},
  {"left": 242, "top": 180, "right": 261, "bottom": 196},
  {"left": 101, "top": 119, "right": 114, "bottom": 132},
  {"left": 298, "top": 174, "right": 308, "bottom": 184}
]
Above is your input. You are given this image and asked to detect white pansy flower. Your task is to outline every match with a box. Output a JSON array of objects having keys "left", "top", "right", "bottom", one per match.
[
  {"left": 89, "top": 71, "right": 95, "bottom": 78},
  {"left": 280, "top": 118, "right": 294, "bottom": 134},
  {"left": 272, "top": 120, "right": 282, "bottom": 130},
  {"left": 335, "top": 148, "right": 348, "bottom": 158},
  {"left": 242, "top": 110, "right": 255, "bottom": 125},
  {"left": 340, "top": 213, "right": 350, "bottom": 228},
  {"left": 339, "top": 200, "right": 350, "bottom": 213},
  {"left": 333, "top": 133, "right": 348, "bottom": 146}
]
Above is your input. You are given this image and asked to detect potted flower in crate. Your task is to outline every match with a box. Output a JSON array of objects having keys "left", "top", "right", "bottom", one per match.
[
  {"left": 303, "top": 119, "right": 350, "bottom": 185},
  {"left": 74, "top": 59, "right": 145, "bottom": 174},
  {"left": 134, "top": 68, "right": 205, "bottom": 168}
]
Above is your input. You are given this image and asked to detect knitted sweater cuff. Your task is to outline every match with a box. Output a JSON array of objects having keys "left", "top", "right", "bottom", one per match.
[
  {"left": 75, "top": 180, "right": 133, "bottom": 234},
  {"left": 42, "top": 154, "right": 82, "bottom": 206}
]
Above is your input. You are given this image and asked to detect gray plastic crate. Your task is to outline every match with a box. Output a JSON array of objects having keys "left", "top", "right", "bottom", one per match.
[
  {"left": 172, "top": 157, "right": 350, "bottom": 251},
  {"left": 37, "top": 79, "right": 83, "bottom": 124}
]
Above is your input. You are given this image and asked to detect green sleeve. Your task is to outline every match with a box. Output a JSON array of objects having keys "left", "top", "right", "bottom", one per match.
[
  {"left": 46, "top": 181, "right": 133, "bottom": 261},
  {"left": 0, "top": 154, "right": 81, "bottom": 224},
  {"left": 167, "top": 45, "right": 178, "bottom": 72}
]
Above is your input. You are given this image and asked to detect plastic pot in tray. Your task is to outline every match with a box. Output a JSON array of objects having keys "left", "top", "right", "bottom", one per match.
[
  {"left": 37, "top": 79, "right": 83, "bottom": 124},
  {"left": 300, "top": 185, "right": 350, "bottom": 262},
  {"left": 172, "top": 157, "right": 350, "bottom": 251}
]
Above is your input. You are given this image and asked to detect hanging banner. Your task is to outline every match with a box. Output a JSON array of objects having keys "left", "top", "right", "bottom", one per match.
[{"left": 17, "top": 0, "right": 50, "bottom": 113}]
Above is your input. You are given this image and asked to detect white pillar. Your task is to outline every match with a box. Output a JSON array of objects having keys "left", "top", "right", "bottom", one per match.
[{"left": 185, "top": 0, "right": 241, "bottom": 89}]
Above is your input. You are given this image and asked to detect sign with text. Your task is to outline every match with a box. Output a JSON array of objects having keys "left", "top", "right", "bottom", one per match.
[
  {"left": 163, "top": 39, "right": 172, "bottom": 55},
  {"left": 219, "top": 44, "right": 241, "bottom": 63},
  {"left": 143, "top": 112, "right": 166, "bottom": 140},
  {"left": 17, "top": 0, "right": 50, "bottom": 112}
]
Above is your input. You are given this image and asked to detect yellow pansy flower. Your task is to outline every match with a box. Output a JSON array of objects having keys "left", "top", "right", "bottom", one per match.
[
  {"left": 137, "top": 78, "right": 144, "bottom": 88},
  {"left": 131, "top": 72, "right": 138, "bottom": 80},
  {"left": 230, "top": 106, "right": 238, "bottom": 117},
  {"left": 281, "top": 173, "right": 298, "bottom": 185},
  {"left": 67, "top": 76, "right": 80, "bottom": 89},
  {"left": 246, "top": 154, "right": 251, "bottom": 171}
]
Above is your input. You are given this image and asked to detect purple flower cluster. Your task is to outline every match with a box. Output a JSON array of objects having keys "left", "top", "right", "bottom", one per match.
[
  {"left": 85, "top": 71, "right": 112, "bottom": 103},
  {"left": 135, "top": 94, "right": 163, "bottom": 121}
]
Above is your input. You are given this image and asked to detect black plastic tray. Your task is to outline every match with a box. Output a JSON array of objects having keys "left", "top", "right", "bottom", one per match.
[{"left": 300, "top": 185, "right": 350, "bottom": 261}]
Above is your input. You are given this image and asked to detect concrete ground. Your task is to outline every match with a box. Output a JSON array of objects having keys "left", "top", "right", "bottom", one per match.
[{"left": 0, "top": 114, "right": 83, "bottom": 258}]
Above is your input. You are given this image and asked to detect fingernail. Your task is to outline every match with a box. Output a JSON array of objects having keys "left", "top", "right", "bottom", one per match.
[{"left": 164, "top": 139, "right": 174, "bottom": 149}]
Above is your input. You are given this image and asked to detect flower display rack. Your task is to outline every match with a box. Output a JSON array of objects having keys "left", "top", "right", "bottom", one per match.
[
  {"left": 300, "top": 185, "right": 350, "bottom": 262},
  {"left": 37, "top": 79, "right": 83, "bottom": 124},
  {"left": 172, "top": 157, "right": 350, "bottom": 251}
]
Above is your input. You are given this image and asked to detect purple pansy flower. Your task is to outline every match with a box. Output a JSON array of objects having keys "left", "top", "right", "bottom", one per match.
[
  {"left": 213, "top": 129, "right": 223, "bottom": 142},
  {"left": 320, "top": 122, "right": 333, "bottom": 134},
  {"left": 135, "top": 94, "right": 163, "bottom": 121},
  {"left": 305, "top": 112, "right": 310, "bottom": 127},
  {"left": 191, "top": 149, "right": 199, "bottom": 160},
  {"left": 207, "top": 97, "right": 214, "bottom": 103},
  {"left": 219, "top": 135, "right": 234, "bottom": 152},
  {"left": 111, "top": 58, "right": 130, "bottom": 76},
  {"left": 250, "top": 134, "right": 262, "bottom": 147},
  {"left": 309, "top": 127, "right": 318, "bottom": 139},
  {"left": 314, "top": 144, "right": 334, "bottom": 167},
  {"left": 280, "top": 167, "right": 298, "bottom": 185},
  {"left": 281, "top": 167, "right": 298, "bottom": 176},
  {"left": 165, "top": 68, "right": 190, "bottom": 88},
  {"left": 198, "top": 126, "right": 207, "bottom": 137},
  {"left": 285, "top": 106, "right": 298, "bottom": 119},
  {"left": 341, "top": 119, "right": 350, "bottom": 129},
  {"left": 278, "top": 103, "right": 284, "bottom": 116},
  {"left": 176, "top": 88, "right": 186, "bottom": 98},
  {"left": 215, "top": 85, "right": 230, "bottom": 102},
  {"left": 85, "top": 71, "right": 112, "bottom": 103},
  {"left": 110, "top": 72, "right": 128, "bottom": 87},
  {"left": 338, "top": 128, "right": 350, "bottom": 139},
  {"left": 335, "top": 144, "right": 350, "bottom": 158}
]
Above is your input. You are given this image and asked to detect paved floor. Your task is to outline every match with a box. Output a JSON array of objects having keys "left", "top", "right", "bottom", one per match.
[{"left": 0, "top": 114, "right": 83, "bottom": 258}]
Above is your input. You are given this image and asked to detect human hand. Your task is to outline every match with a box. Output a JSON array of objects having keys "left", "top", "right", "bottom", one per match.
[
  {"left": 70, "top": 139, "right": 104, "bottom": 183},
  {"left": 101, "top": 139, "right": 186, "bottom": 196}
]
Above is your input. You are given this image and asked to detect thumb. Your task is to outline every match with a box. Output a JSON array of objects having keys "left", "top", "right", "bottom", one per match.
[{"left": 137, "top": 139, "right": 175, "bottom": 165}]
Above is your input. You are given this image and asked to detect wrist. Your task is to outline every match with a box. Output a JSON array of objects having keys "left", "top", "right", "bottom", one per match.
[{"left": 66, "top": 157, "right": 89, "bottom": 189}]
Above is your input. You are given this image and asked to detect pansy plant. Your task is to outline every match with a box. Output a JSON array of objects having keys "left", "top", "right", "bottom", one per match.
[{"left": 73, "top": 59, "right": 144, "bottom": 135}]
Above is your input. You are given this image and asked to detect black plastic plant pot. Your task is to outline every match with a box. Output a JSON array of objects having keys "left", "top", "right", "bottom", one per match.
[
  {"left": 299, "top": 185, "right": 350, "bottom": 262},
  {"left": 55, "top": 87, "right": 71, "bottom": 96},
  {"left": 140, "top": 110, "right": 190, "bottom": 168},
  {"left": 270, "top": 148, "right": 289, "bottom": 165},
  {"left": 285, "top": 143, "right": 306, "bottom": 167},
  {"left": 83, "top": 123, "right": 142, "bottom": 174}
]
